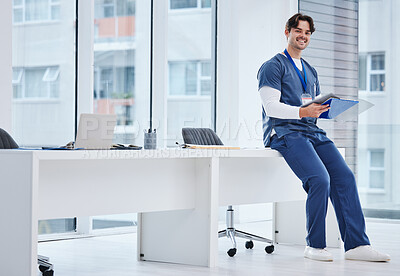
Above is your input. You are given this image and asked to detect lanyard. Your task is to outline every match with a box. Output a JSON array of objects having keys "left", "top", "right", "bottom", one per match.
[{"left": 284, "top": 49, "right": 307, "bottom": 92}]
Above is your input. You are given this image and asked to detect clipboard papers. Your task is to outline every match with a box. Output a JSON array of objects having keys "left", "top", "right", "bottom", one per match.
[
  {"left": 302, "top": 93, "right": 359, "bottom": 119},
  {"left": 319, "top": 98, "right": 358, "bottom": 119},
  {"left": 301, "top": 92, "right": 339, "bottom": 107}
]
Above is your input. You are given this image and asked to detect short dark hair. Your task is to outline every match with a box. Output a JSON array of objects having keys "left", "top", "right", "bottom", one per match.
[{"left": 285, "top": 13, "right": 315, "bottom": 34}]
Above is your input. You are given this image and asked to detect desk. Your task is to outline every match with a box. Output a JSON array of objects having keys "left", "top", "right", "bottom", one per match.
[{"left": 0, "top": 149, "right": 339, "bottom": 275}]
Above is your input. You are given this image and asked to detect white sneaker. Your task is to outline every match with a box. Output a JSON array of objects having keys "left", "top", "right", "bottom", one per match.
[
  {"left": 345, "top": 245, "right": 390, "bottom": 262},
  {"left": 304, "top": 246, "right": 333, "bottom": 262}
]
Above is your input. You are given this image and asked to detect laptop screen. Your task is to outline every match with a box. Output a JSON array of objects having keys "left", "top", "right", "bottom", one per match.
[{"left": 75, "top": 113, "right": 117, "bottom": 149}]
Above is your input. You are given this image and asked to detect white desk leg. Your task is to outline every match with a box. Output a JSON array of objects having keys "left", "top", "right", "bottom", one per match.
[
  {"left": 0, "top": 153, "right": 39, "bottom": 276},
  {"left": 138, "top": 157, "right": 219, "bottom": 267},
  {"left": 273, "top": 200, "right": 341, "bottom": 248}
]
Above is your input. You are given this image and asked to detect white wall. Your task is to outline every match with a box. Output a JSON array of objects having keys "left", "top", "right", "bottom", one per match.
[
  {"left": 217, "top": 0, "right": 297, "bottom": 147},
  {"left": 0, "top": 1, "right": 12, "bottom": 132}
]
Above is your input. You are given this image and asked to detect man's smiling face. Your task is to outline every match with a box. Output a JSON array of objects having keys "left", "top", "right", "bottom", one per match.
[{"left": 285, "top": 20, "right": 311, "bottom": 51}]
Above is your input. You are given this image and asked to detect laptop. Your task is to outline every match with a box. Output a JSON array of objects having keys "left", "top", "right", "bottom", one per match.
[{"left": 75, "top": 113, "right": 117, "bottom": 149}]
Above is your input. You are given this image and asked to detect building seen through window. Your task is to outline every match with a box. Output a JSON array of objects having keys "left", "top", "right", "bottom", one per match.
[
  {"left": 358, "top": 0, "right": 399, "bottom": 219},
  {"left": 359, "top": 53, "right": 385, "bottom": 92},
  {"left": 12, "top": 0, "right": 61, "bottom": 23},
  {"left": 170, "top": 0, "right": 211, "bottom": 9}
]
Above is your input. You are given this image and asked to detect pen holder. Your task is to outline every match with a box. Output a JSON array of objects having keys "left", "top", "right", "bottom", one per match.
[{"left": 144, "top": 132, "right": 157, "bottom": 149}]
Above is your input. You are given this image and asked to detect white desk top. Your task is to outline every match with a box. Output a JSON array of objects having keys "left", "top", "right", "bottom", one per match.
[{"left": 0, "top": 148, "right": 282, "bottom": 160}]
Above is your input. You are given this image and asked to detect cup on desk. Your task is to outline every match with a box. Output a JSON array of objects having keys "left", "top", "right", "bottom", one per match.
[{"left": 144, "top": 130, "right": 157, "bottom": 149}]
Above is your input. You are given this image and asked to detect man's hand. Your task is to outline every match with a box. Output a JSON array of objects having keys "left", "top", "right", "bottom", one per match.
[{"left": 299, "top": 103, "right": 330, "bottom": 118}]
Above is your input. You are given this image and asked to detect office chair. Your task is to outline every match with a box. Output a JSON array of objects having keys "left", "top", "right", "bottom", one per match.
[
  {"left": 0, "top": 128, "right": 54, "bottom": 276},
  {"left": 181, "top": 128, "right": 274, "bottom": 257}
]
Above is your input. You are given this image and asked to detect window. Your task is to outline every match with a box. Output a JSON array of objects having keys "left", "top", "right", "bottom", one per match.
[
  {"left": 95, "top": 0, "right": 135, "bottom": 18},
  {"left": 169, "top": 61, "right": 211, "bottom": 96},
  {"left": 91, "top": 0, "right": 147, "bottom": 230},
  {"left": 12, "top": 0, "right": 76, "bottom": 235},
  {"left": 116, "top": 0, "right": 135, "bottom": 16},
  {"left": 12, "top": 0, "right": 61, "bottom": 23},
  {"left": 359, "top": 52, "right": 385, "bottom": 92},
  {"left": 368, "top": 150, "right": 385, "bottom": 190},
  {"left": 12, "top": 67, "right": 60, "bottom": 99},
  {"left": 165, "top": 1, "right": 214, "bottom": 147},
  {"left": 170, "top": 0, "right": 211, "bottom": 10},
  {"left": 94, "top": 66, "right": 135, "bottom": 126}
]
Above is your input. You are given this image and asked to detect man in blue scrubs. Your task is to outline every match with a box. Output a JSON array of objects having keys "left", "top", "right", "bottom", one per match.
[{"left": 258, "top": 13, "right": 390, "bottom": 262}]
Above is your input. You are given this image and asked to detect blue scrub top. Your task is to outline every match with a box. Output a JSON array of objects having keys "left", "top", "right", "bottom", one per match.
[{"left": 257, "top": 53, "right": 326, "bottom": 147}]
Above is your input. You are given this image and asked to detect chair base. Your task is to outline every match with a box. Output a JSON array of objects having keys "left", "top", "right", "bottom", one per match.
[
  {"left": 218, "top": 206, "right": 274, "bottom": 257},
  {"left": 38, "top": 255, "right": 54, "bottom": 276}
]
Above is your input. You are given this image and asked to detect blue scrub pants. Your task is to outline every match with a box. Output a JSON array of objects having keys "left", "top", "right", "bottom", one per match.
[{"left": 270, "top": 132, "right": 370, "bottom": 251}]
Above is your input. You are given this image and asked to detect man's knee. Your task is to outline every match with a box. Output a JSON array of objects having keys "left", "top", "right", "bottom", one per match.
[
  {"left": 333, "top": 165, "right": 356, "bottom": 185},
  {"left": 303, "top": 172, "right": 330, "bottom": 194}
]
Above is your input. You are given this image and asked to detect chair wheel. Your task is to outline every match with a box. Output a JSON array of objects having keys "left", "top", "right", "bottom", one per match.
[
  {"left": 245, "top": 240, "right": 254, "bottom": 249},
  {"left": 39, "top": 265, "right": 54, "bottom": 276},
  {"left": 227, "top": 248, "right": 237, "bottom": 257},
  {"left": 265, "top": 245, "right": 274, "bottom": 254},
  {"left": 43, "top": 270, "right": 54, "bottom": 276}
]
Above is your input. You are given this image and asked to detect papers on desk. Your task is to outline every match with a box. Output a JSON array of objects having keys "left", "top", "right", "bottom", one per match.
[
  {"left": 184, "top": 144, "right": 240, "bottom": 150},
  {"left": 301, "top": 93, "right": 359, "bottom": 119}
]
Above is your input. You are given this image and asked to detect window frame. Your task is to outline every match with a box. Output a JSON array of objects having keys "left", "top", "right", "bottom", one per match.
[
  {"left": 359, "top": 52, "right": 386, "bottom": 94},
  {"left": 366, "top": 149, "right": 386, "bottom": 193},
  {"left": 169, "top": 0, "right": 211, "bottom": 11},
  {"left": 12, "top": 66, "right": 60, "bottom": 100},
  {"left": 168, "top": 60, "right": 212, "bottom": 98},
  {"left": 12, "top": 0, "right": 61, "bottom": 25},
  {"left": 95, "top": 0, "right": 136, "bottom": 19}
]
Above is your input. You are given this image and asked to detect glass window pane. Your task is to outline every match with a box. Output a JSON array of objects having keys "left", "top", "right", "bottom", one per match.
[
  {"left": 370, "top": 171, "right": 385, "bottom": 189},
  {"left": 117, "top": 0, "right": 136, "bottom": 16},
  {"left": 49, "top": 81, "right": 60, "bottom": 98},
  {"left": 370, "top": 74, "right": 385, "bottom": 91},
  {"left": 12, "top": 0, "right": 76, "bottom": 235},
  {"left": 170, "top": 0, "right": 197, "bottom": 9},
  {"left": 13, "top": 0, "right": 23, "bottom": 6},
  {"left": 100, "top": 68, "right": 114, "bottom": 98},
  {"left": 92, "top": 1, "right": 148, "bottom": 229},
  {"left": 185, "top": 62, "right": 197, "bottom": 95},
  {"left": 12, "top": 1, "right": 76, "bottom": 147},
  {"left": 13, "top": 9, "right": 23, "bottom": 23},
  {"left": 169, "top": 62, "right": 186, "bottom": 95},
  {"left": 166, "top": 0, "right": 213, "bottom": 146},
  {"left": 25, "top": 68, "right": 48, "bottom": 97},
  {"left": 13, "top": 85, "right": 23, "bottom": 98},
  {"left": 358, "top": 55, "right": 366, "bottom": 90},
  {"left": 370, "top": 151, "right": 384, "bottom": 167},
  {"left": 12, "top": 68, "right": 23, "bottom": 84},
  {"left": 25, "top": 0, "right": 49, "bottom": 21},
  {"left": 202, "top": 0, "right": 211, "bottom": 8},
  {"left": 94, "top": 0, "right": 148, "bottom": 142},
  {"left": 43, "top": 67, "right": 60, "bottom": 82},
  {"left": 201, "top": 61, "right": 211, "bottom": 76},
  {"left": 104, "top": 6, "right": 114, "bottom": 17},
  {"left": 358, "top": 1, "right": 395, "bottom": 218},
  {"left": 200, "top": 79, "right": 211, "bottom": 95},
  {"left": 371, "top": 54, "right": 385, "bottom": 70},
  {"left": 51, "top": 5, "right": 61, "bottom": 20}
]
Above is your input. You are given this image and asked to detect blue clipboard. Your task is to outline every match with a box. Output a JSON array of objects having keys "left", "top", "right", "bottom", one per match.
[{"left": 319, "top": 98, "right": 359, "bottom": 119}]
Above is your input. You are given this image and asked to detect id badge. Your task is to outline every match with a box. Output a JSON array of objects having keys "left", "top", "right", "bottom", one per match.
[{"left": 302, "top": 93, "right": 312, "bottom": 105}]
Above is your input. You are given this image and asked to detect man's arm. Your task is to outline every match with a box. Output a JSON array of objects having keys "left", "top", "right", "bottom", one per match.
[
  {"left": 259, "top": 86, "right": 300, "bottom": 119},
  {"left": 259, "top": 86, "right": 330, "bottom": 118}
]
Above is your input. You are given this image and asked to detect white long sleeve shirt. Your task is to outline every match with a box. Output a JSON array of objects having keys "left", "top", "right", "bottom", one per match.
[{"left": 259, "top": 53, "right": 302, "bottom": 120}]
